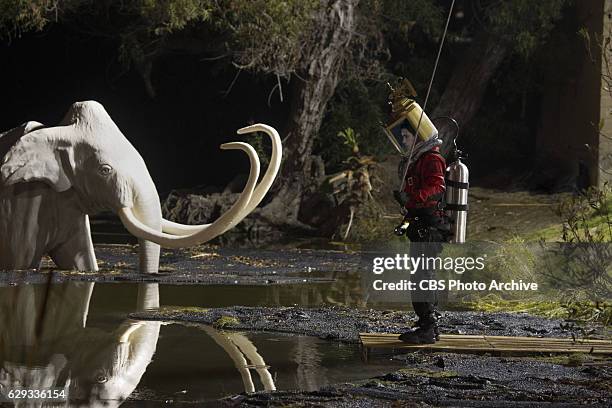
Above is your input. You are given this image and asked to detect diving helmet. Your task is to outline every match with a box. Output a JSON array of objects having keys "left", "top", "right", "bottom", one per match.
[{"left": 382, "top": 79, "right": 438, "bottom": 158}]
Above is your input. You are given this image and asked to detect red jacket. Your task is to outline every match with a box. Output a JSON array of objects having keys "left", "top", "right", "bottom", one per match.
[{"left": 403, "top": 146, "right": 446, "bottom": 212}]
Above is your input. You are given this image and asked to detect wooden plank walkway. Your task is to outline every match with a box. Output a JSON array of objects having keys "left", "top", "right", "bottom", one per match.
[{"left": 359, "top": 333, "right": 612, "bottom": 355}]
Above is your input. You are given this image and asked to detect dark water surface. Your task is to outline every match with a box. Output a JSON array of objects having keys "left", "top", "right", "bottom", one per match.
[
  {"left": 0, "top": 239, "right": 495, "bottom": 406},
  {"left": 0, "top": 281, "right": 404, "bottom": 406},
  {"left": 135, "top": 325, "right": 399, "bottom": 403}
]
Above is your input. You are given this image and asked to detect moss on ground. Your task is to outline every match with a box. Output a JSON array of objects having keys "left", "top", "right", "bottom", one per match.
[
  {"left": 460, "top": 293, "right": 611, "bottom": 325},
  {"left": 150, "top": 306, "right": 211, "bottom": 317},
  {"left": 396, "top": 368, "right": 459, "bottom": 378},
  {"left": 213, "top": 315, "right": 240, "bottom": 329},
  {"left": 531, "top": 353, "right": 596, "bottom": 367}
]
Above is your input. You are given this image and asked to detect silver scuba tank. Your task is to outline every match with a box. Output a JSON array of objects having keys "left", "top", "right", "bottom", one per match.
[{"left": 445, "top": 158, "right": 469, "bottom": 243}]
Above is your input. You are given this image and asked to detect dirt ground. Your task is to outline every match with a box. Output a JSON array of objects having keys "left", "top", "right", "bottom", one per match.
[
  {"left": 131, "top": 305, "right": 611, "bottom": 407},
  {"left": 217, "top": 353, "right": 611, "bottom": 407},
  {"left": 466, "top": 187, "right": 567, "bottom": 241}
]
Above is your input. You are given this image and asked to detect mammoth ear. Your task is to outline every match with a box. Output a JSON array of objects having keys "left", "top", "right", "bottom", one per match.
[{"left": 1, "top": 127, "right": 76, "bottom": 192}]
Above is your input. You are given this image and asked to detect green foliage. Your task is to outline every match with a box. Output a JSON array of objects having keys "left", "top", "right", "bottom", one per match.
[
  {"left": 0, "top": 0, "right": 66, "bottom": 39},
  {"left": 536, "top": 186, "right": 612, "bottom": 298},
  {"left": 464, "top": 187, "right": 612, "bottom": 309},
  {"left": 137, "top": 0, "right": 212, "bottom": 35},
  {"left": 485, "top": 0, "right": 569, "bottom": 58},
  {"left": 0, "top": 0, "right": 213, "bottom": 40},
  {"left": 341, "top": 199, "right": 393, "bottom": 242},
  {"left": 481, "top": 238, "right": 537, "bottom": 289},
  {"left": 558, "top": 185, "right": 612, "bottom": 243},
  {"left": 317, "top": 80, "right": 393, "bottom": 173},
  {"left": 337, "top": 128, "right": 359, "bottom": 154},
  {"left": 207, "top": 0, "right": 442, "bottom": 81},
  {"left": 373, "top": 0, "right": 442, "bottom": 39},
  {"left": 323, "top": 124, "right": 385, "bottom": 241},
  {"left": 209, "top": 0, "right": 320, "bottom": 77},
  {"left": 244, "top": 132, "right": 270, "bottom": 169}
]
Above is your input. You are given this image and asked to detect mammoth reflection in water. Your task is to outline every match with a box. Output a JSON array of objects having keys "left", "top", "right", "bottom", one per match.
[
  {"left": 0, "top": 282, "right": 161, "bottom": 407},
  {"left": 0, "top": 282, "right": 275, "bottom": 406}
]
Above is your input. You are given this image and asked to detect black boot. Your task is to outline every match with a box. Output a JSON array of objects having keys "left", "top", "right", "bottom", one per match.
[
  {"left": 398, "top": 324, "right": 437, "bottom": 344},
  {"left": 398, "top": 314, "right": 439, "bottom": 344},
  {"left": 422, "top": 311, "right": 441, "bottom": 340}
]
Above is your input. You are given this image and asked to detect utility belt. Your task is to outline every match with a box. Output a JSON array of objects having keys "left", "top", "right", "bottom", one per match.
[
  {"left": 406, "top": 207, "right": 447, "bottom": 224},
  {"left": 405, "top": 207, "right": 451, "bottom": 240}
]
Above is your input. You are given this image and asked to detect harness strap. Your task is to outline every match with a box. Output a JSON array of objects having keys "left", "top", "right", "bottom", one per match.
[
  {"left": 445, "top": 203, "right": 468, "bottom": 211},
  {"left": 446, "top": 179, "right": 469, "bottom": 189},
  {"left": 428, "top": 192, "right": 444, "bottom": 201}
]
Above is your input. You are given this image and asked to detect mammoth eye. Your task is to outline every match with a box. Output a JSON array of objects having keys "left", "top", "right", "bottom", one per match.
[
  {"left": 96, "top": 374, "right": 108, "bottom": 384},
  {"left": 99, "top": 164, "right": 113, "bottom": 176}
]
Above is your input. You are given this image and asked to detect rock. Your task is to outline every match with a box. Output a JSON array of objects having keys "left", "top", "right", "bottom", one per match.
[{"left": 380, "top": 372, "right": 404, "bottom": 382}]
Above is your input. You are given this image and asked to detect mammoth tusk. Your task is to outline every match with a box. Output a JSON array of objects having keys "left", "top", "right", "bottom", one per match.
[
  {"left": 119, "top": 142, "right": 259, "bottom": 248},
  {"left": 161, "top": 124, "right": 282, "bottom": 236}
]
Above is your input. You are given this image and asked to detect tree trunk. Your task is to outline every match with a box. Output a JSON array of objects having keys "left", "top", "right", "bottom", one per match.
[
  {"left": 433, "top": 31, "right": 508, "bottom": 155},
  {"left": 260, "top": 0, "right": 359, "bottom": 227}
]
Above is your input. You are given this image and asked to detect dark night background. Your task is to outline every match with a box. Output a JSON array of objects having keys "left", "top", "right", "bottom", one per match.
[
  {"left": 0, "top": 25, "right": 289, "bottom": 194},
  {"left": 0, "top": 1, "right": 588, "bottom": 198},
  {"left": 0, "top": 0, "right": 607, "bottom": 236}
]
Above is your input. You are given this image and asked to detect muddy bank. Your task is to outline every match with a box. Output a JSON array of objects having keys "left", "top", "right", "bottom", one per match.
[
  {"left": 0, "top": 244, "right": 358, "bottom": 286},
  {"left": 130, "top": 305, "right": 608, "bottom": 343},
  {"left": 219, "top": 352, "right": 611, "bottom": 407},
  {"left": 0, "top": 270, "right": 334, "bottom": 286},
  {"left": 465, "top": 187, "right": 567, "bottom": 241},
  {"left": 93, "top": 244, "right": 359, "bottom": 276},
  {"left": 129, "top": 306, "right": 610, "bottom": 406}
]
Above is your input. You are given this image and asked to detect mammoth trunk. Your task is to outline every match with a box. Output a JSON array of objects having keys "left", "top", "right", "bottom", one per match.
[{"left": 131, "top": 194, "right": 162, "bottom": 274}]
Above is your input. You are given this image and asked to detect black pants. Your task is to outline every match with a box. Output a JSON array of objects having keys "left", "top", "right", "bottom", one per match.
[{"left": 406, "top": 221, "right": 445, "bottom": 326}]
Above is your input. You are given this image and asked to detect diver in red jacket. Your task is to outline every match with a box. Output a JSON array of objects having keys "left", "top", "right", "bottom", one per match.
[{"left": 395, "top": 124, "right": 449, "bottom": 344}]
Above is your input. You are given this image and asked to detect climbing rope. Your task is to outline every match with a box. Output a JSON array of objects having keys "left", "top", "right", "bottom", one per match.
[{"left": 401, "top": 0, "right": 456, "bottom": 190}]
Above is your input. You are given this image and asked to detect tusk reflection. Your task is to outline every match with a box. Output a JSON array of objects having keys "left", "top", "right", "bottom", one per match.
[{"left": 201, "top": 326, "right": 276, "bottom": 393}]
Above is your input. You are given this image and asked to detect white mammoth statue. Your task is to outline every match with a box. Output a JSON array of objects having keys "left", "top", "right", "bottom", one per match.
[{"left": 0, "top": 101, "right": 282, "bottom": 273}]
